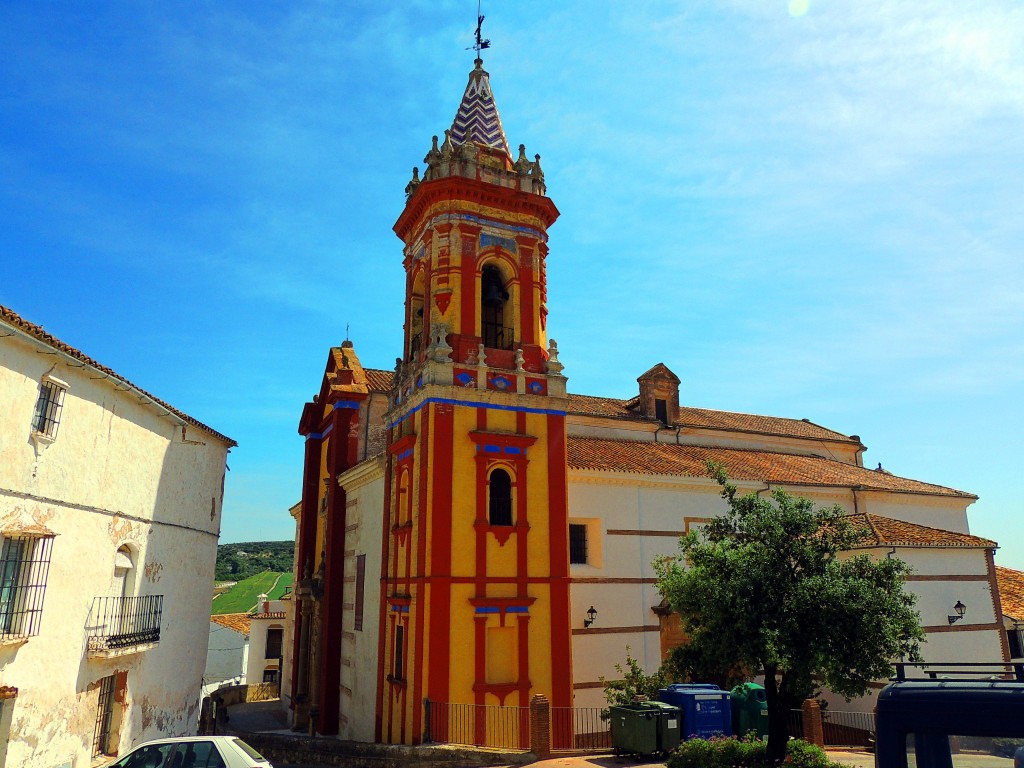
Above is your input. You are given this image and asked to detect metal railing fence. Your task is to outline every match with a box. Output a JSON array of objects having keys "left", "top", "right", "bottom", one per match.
[
  {"left": 822, "top": 709, "right": 875, "bottom": 747},
  {"left": 551, "top": 706, "right": 611, "bottom": 752},
  {"left": 86, "top": 594, "right": 163, "bottom": 652},
  {"left": 423, "top": 700, "right": 529, "bottom": 750}
]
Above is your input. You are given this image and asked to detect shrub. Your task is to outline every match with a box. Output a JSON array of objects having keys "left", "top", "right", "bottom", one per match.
[
  {"left": 667, "top": 736, "right": 840, "bottom": 768},
  {"left": 783, "top": 739, "right": 836, "bottom": 768},
  {"left": 601, "top": 647, "right": 667, "bottom": 708}
]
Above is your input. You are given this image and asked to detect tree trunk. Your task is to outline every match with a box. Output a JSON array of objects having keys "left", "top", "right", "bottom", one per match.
[{"left": 762, "top": 665, "right": 789, "bottom": 764}]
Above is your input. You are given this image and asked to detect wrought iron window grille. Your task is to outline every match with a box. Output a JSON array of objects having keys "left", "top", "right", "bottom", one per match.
[
  {"left": 568, "top": 524, "right": 588, "bottom": 565},
  {"left": 32, "top": 377, "right": 67, "bottom": 439},
  {"left": 0, "top": 534, "right": 54, "bottom": 640}
]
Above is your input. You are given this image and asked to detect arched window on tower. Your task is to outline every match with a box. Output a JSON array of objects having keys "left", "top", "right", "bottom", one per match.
[
  {"left": 408, "top": 271, "right": 425, "bottom": 360},
  {"left": 481, "top": 265, "right": 512, "bottom": 350},
  {"left": 488, "top": 469, "right": 513, "bottom": 526}
]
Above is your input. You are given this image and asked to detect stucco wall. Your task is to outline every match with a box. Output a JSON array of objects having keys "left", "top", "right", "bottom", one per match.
[
  {"left": 338, "top": 457, "right": 385, "bottom": 743},
  {"left": 566, "top": 472, "right": 992, "bottom": 711},
  {"left": 0, "top": 327, "right": 231, "bottom": 767},
  {"left": 203, "top": 623, "right": 248, "bottom": 696},
  {"left": 246, "top": 602, "right": 286, "bottom": 685}
]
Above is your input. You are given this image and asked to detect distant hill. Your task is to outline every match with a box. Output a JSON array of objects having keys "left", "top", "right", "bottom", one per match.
[
  {"left": 212, "top": 571, "right": 294, "bottom": 615},
  {"left": 215, "top": 540, "right": 294, "bottom": 583}
]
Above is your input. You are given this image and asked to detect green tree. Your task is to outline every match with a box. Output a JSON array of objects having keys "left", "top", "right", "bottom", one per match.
[
  {"left": 654, "top": 463, "right": 924, "bottom": 763},
  {"left": 601, "top": 647, "right": 667, "bottom": 708}
]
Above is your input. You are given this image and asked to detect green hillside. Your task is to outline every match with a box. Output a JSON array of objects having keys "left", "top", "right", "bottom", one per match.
[
  {"left": 212, "top": 571, "right": 290, "bottom": 615},
  {"left": 215, "top": 540, "right": 294, "bottom": 582}
]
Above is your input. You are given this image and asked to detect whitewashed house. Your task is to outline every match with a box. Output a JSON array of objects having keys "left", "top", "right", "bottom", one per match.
[
  {"left": 204, "top": 614, "right": 251, "bottom": 698},
  {"left": 246, "top": 597, "right": 286, "bottom": 689},
  {"left": 0, "top": 304, "right": 235, "bottom": 767}
]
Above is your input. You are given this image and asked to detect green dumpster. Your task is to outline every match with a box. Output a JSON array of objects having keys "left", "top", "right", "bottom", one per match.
[
  {"left": 730, "top": 683, "right": 769, "bottom": 739},
  {"left": 610, "top": 701, "right": 682, "bottom": 757}
]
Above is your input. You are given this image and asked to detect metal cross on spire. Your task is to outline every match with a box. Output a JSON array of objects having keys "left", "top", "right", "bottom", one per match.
[{"left": 468, "top": 0, "right": 490, "bottom": 59}]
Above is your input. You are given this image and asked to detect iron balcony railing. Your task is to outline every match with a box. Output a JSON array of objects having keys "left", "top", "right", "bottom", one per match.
[{"left": 87, "top": 595, "right": 163, "bottom": 653}]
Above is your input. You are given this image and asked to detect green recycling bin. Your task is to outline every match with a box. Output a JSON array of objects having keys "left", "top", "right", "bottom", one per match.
[
  {"left": 730, "top": 682, "right": 769, "bottom": 739},
  {"left": 610, "top": 701, "right": 682, "bottom": 757}
]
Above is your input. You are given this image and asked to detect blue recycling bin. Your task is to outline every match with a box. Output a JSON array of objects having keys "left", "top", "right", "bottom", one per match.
[{"left": 658, "top": 683, "right": 732, "bottom": 739}]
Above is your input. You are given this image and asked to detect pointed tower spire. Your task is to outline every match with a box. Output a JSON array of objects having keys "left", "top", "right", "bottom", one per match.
[{"left": 448, "top": 59, "right": 510, "bottom": 156}]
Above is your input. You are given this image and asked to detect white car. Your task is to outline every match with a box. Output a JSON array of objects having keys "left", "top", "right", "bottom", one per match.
[{"left": 103, "top": 736, "right": 273, "bottom": 768}]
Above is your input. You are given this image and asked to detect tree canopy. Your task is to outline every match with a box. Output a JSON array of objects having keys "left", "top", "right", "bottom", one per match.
[{"left": 654, "top": 463, "right": 924, "bottom": 761}]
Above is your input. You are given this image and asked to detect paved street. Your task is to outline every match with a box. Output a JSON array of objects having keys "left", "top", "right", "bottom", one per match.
[{"left": 228, "top": 700, "right": 880, "bottom": 768}]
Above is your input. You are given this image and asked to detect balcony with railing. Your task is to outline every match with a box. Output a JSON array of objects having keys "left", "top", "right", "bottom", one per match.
[{"left": 86, "top": 595, "right": 163, "bottom": 657}]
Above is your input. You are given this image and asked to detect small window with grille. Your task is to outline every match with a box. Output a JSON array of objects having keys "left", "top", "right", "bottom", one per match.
[
  {"left": 31, "top": 376, "right": 67, "bottom": 441},
  {"left": 0, "top": 534, "right": 55, "bottom": 639},
  {"left": 569, "top": 524, "right": 588, "bottom": 565},
  {"left": 354, "top": 554, "right": 366, "bottom": 631},
  {"left": 92, "top": 674, "right": 117, "bottom": 758},
  {"left": 265, "top": 626, "right": 283, "bottom": 659},
  {"left": 394, "top": 625, "right": 405, "bottom": 682}
]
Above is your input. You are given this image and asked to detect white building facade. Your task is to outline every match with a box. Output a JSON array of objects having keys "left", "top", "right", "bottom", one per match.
[{"left": 0, "top": 304, "right": 234, "bottom": 767}]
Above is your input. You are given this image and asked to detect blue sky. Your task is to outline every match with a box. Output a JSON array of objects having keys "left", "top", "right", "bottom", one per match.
[{"left": 2, "top": 2, "right": 1022, "bottom": 566}]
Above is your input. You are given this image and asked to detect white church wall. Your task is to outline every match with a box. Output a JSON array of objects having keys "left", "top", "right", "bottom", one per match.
[{"left": 338, "top": 456, "right": 385, "bottom": 743}]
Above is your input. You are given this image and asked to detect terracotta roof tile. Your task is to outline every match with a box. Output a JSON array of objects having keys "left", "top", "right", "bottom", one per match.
[
  {"left": 997, "top": 566, "right": 1024, "bottom": 622},
  {"left": 210, "top": 613, "right": 251, "bottom": 636},
  {"left": 847, "top": 513, "right": 995, "bottom": 549},
  {"left": 566, "top": 437, "right": 974, "bottom": 499},
  {"left": 1, "top": 303, "right": 235, "bottom": 446},
  {"left": 567, "top": 394, "right": 857, "bottom": 444},
  {"left": 364, "top": 368, "right": 395, "bottom": 393}
]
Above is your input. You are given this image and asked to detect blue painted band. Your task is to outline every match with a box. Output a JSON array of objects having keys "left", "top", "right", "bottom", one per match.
[
  {"left": 306, "top": 423, "right": 334, "bottom": 441},
  {"left": 386, "top": 397, "right": 566, "bottom": 429},
  {"left": 331, "top": 401, "right": 360, "bottom": 411}
]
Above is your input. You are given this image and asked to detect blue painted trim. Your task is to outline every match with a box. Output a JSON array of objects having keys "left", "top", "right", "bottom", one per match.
[
  {"left": 386, "top": 397, "right": 566, "bottom": 429},
  {"left": 481, "top": 233, "right": 518, "bottom": 253},
  {"left": 306, "top": 423, "right": 334, "bottom": 441},
  {"left": 424, "top": 213, "right": 547, "bottom": 242},
  {"left": 474, "top": 605, "right": 530, "bottom": 614},
  {"left": 331, "top": 401, "right": 360, "bottom": 410}
]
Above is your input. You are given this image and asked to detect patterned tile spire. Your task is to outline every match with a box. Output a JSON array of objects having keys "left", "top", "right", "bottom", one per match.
[{"left": 449, "top": 59, "right": 510, "bottom": 157}]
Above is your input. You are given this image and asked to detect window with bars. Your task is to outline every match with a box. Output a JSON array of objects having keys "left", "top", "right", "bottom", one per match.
[
  {"left": 92, "top": 674, "right": 116, "bottom": 757},
  {"left": 569, "top": 524, "right": 588, "bottom": 565},
  {"left": 32, "top": 377, "right": 67, "bottom": 439},
  {"left": 265, "top": 626, "right": 283, "bottom": 659},
  {"left": 354, "top": 554, "right": 366, "bottom": 631},
  {"left": 394, "top": 625, "right": 405, "bottom": 682},
  {"left": 0, "top": 535, "right": 54, "bottom": 639}
]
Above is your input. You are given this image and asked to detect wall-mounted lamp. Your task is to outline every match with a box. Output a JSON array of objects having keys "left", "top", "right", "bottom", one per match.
[
  {"left": 584, "top": 606, "right": 597, "bottom": 628},
  {"left": 948, "top": 600, "right": 967, "bottom": 625}
]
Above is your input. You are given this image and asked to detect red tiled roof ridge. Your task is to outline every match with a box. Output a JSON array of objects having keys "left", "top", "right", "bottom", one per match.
[
  {"left": 1, "top": 303, "right": 236, "bottom": 446},
  {"left": 846, "top": 512, "right": 996, "bottom": 548},
  {"left": 210, "top": 613, "right": 251, "bottom": 635},
  {"left": 566, "top": 392, "right": 857, "bottom": 443},
  {"left": 566, "top": 436, "right": 975, "bottom": 499},
  {"left": 677, "top": 407, "right": 855, "bottom": 442},
  {"left": 996, "top": 566, "right": 1024, "bottom": 622}
]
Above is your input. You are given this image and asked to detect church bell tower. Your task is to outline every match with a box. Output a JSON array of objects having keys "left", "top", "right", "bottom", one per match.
[{"left": 375, "top": 56, "right": 574, "bottom": 745}]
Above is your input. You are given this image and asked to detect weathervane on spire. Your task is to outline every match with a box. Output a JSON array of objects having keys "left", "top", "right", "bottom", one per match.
[{"left": 468, "top": 0, "right": 490, "bottom": 59}]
